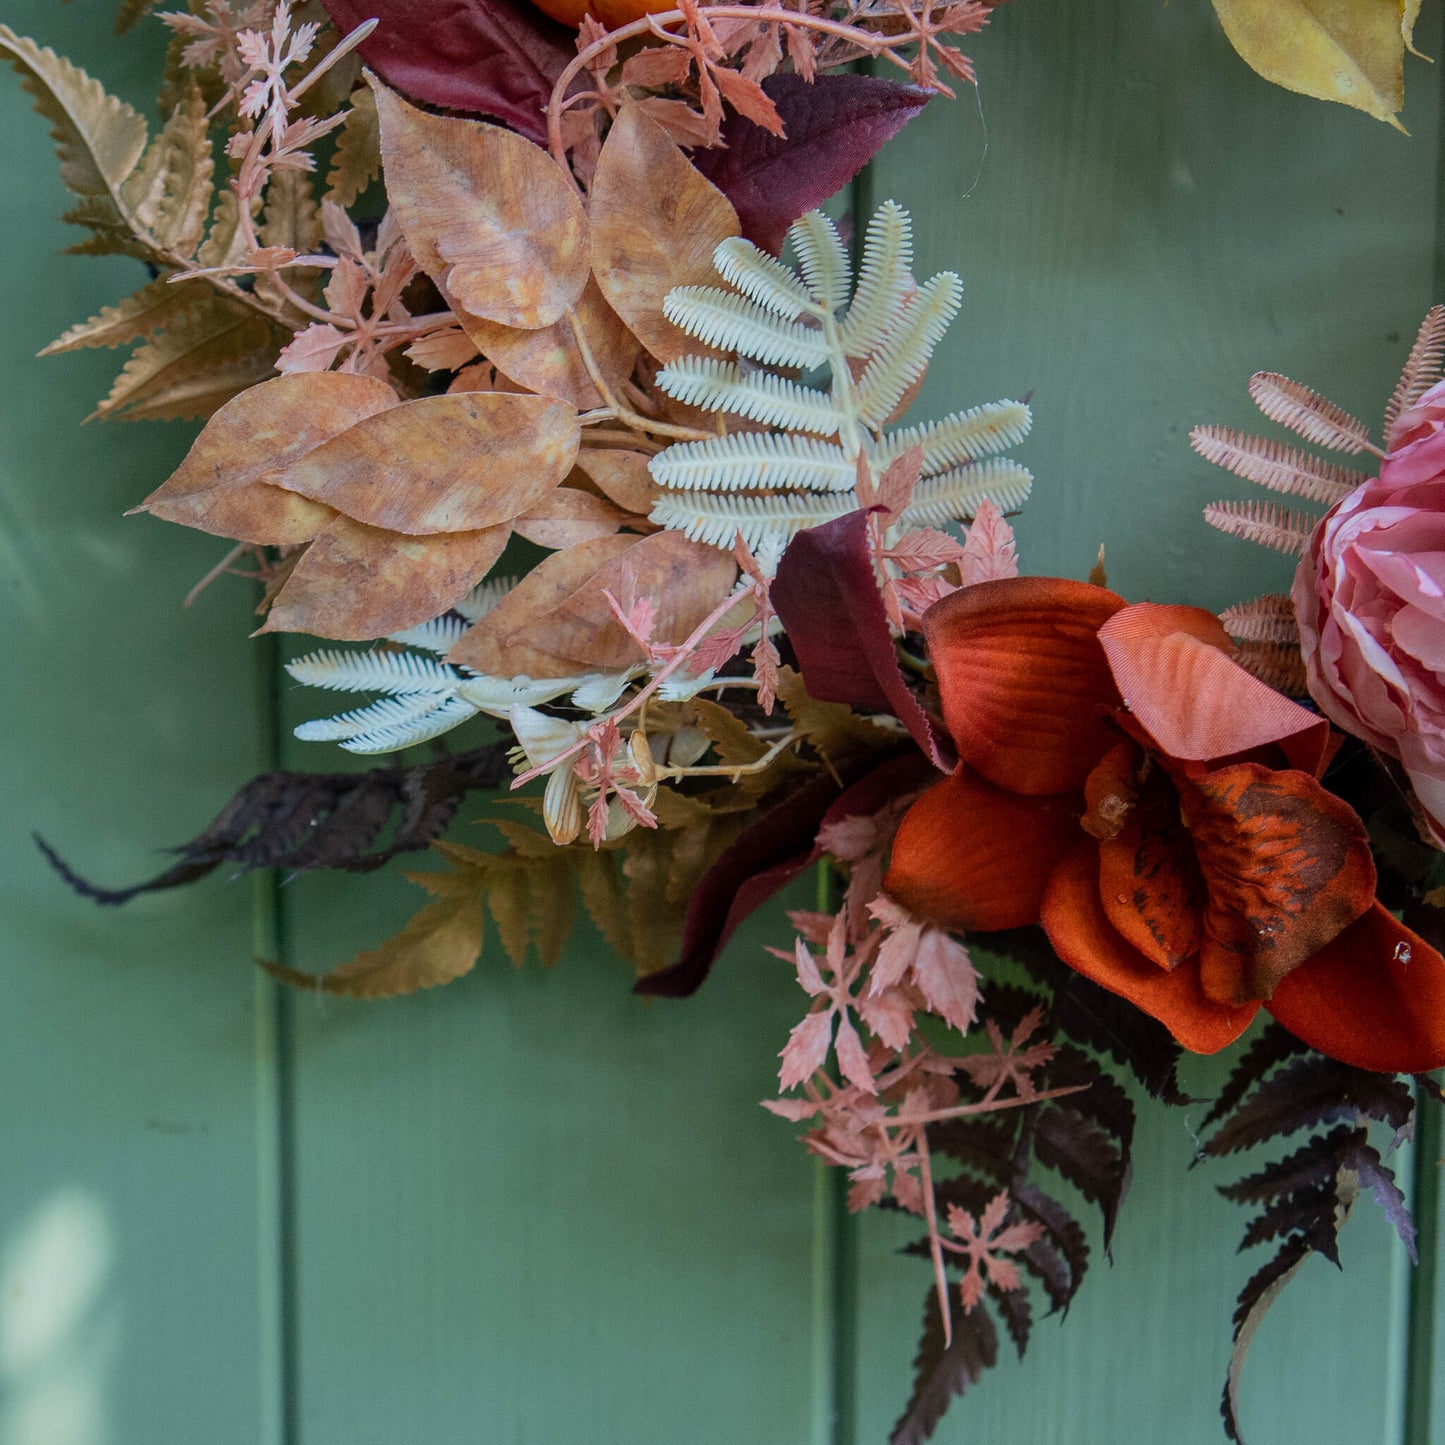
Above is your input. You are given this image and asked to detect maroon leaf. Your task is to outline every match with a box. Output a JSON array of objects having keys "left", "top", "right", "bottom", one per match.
[
  {"left": 320, "top": 0, "right": 576, "bottom": 145},
  {"left": 692, "top": 72, "right": 931, "bottom": 253},
  {"left": 773, "top": 510, "right": 954, "bottom": 770}
]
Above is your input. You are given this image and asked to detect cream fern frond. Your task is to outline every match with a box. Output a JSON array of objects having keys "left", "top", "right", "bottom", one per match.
[
  {"left": 1189, "top": 426, "right": 1366, "bottom": 505},
  {"left": 286, "top": 648, "right": 460, "bottom": 695},
  {"left": 1203, "top": 500, "right": 1314, "bottom": 556},
  {"left": 1247, "top": 372, "right": 1374, "bottom": 455},
  {"left": 1386, "top": 304, "right": 1445, "bottom": 438},
  {"left": 1230, "top": 641, "right": 1308, "bottom": 696},
  {"left": 647, "top": 202, "right": 1032, "bottom": 568},
  {"left": 295, "top": 692, "right": 458, "bottom": 743},
  {"left": 1219, "top": 594, "right": 1299, "bottom": 645}
]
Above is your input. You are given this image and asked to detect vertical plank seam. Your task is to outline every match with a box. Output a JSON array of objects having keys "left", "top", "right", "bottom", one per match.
[{"left": 254, "top": 626, "right": 300, "bottom": 1445}]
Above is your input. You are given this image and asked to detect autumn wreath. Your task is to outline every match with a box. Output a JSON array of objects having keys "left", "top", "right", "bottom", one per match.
[{"left": 7, "top": 0, "right": 1443, "bottom": 1439}]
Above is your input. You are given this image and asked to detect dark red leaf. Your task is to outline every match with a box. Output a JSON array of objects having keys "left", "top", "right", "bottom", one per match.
[
  {"left": 692, "top": 72, "right": 931, "bottom": 253},
  {"left": 890, "top": 1288, "right": 998, "bottom": 1445},
  {"left": 773, "top": 510, "right": 954, "bottom": 769},
  {"left": 320, "top": 0, "right": 577, "bottom": 145}
]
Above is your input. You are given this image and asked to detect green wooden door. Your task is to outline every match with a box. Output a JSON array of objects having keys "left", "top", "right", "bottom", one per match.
[{"left": 2, "top": 2, "right": 1441, "bottom": 1441}]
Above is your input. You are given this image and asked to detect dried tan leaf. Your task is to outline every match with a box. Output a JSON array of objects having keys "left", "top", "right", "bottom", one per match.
[
  {"left": 588, "top": 105, "right": 740, "bottom": 363},
  {"left": 775, "top": 666, "right": 896, "bottom": 764},
  {"left": 262, "top": 515, "right": 510, "bottom": 639},
  {"left": 325, "top": 86, "right": 381, "bottom": 209},
  {"left": 405, "top": 328, "right": 481, "bottom": 373},
  {"left": 41, "top": 276, "right": 211, "bottom": 354},
  {"left": 269, "top": 392, "right": 580, "bottom": 535},
  {"left": 513, "top": 487, "right": 627, "bottom": 548},
  {"left": 142, "top": 372, "right": 397, "bottom": 544},
  {"left": 121, "top": 80, "right": 212, "bottom": 256},
  {"left": 372, "top": 79, "right": 589, "bottom": 329},
  {"left": 263, "top": 891, "right": 483, "bottom": 998},
  {"left": 575, "top": 447, "right": 662, "bottom": 517},
  {"left": 460, "top": 278, "right": 641, "bottom": 409}
]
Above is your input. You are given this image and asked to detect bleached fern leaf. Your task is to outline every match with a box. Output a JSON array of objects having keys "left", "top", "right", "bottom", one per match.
[
  {"left": 650, "top": 489, "right": 854, "bottom": 557},
  {"left": 875, "top": 402, "right": 1032, "bottom": 473},
  {"left": 711, "top": 236, "right": 818, "bottom": 319},
  {"left": 295, "top": 691, "right": 462, "bottom": 743},
  {"left": 570, "top": 672, "right": 635, "bottom": 712},
  {"left": 900, "top": 460, "right": 1034, "bottom": 531},
  {"left": 853, "top": 273, "right": 963, "bottom": 429},
  {"left": 1203, "top": 500, "right": 1315, "bottom": 557},
  {"left": 663, "top": 288, "right": 829, "bottom": 370},
  {"left": 388, "top": 614, "right": 470, "bottom": 656},
  {"left": 340, "top": 694, "right": 484, "bottom": 755},
  {"left": 789, "top": 211, "right": 849, "bottom": 314},
  {"left": 286, "top": 648, "right": 461, "bottom": 695},
  {"left": 1220, "top": 595, "right": 1300, "bottom": 645},
  {"left": 1249, "top": 372, "right": 1373, "bottom": 455},
  {"left": 1190, "top": 426, "right": 1366, "bottom": 505},
  {"left": 838, "top": 200, "right": 912, "bottom": 357},
  {"left": 1386, "top": 305, "right": 1445, "bottom": 437},
  {"left": 454, "top": 576, "right": 517, "bottom": 622},
  {"left": 650, "top": 433, "right": 856, "bottom": 493},
  {"left": 656, "top": 358, "right": 839, "bottom": 435}
]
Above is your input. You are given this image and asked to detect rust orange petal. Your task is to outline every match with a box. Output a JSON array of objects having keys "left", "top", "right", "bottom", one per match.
[
  {"left": 884, "top": 768, "right": 1079, "bottom": 933},
  {"left": 923, "top": 577, "right": 1127, "bottom": 796},
  {"left": 1098, "top": 604, "right": 1330, "bottom": 766},
  {"left": 1266, "top": 902, "right": 1445, "bottom": 1073},
  {"left": 1187, "top": 764, "right": 1375, "bottom": 998},
  {"left": 1041, "top": 844, "right": 1260, "bottom": 1054}
]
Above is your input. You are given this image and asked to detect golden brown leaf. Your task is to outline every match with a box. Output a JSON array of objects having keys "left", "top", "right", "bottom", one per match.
[
  {"left": 268, "top": 392, "right": 580, "bottom": 535},
  {"left": 262, "top": 515, "right": 509, "bottom": 639},
  {"left": 461, "top": 278, "right": 641, "bottom": 408},
  {"left": 372, "top": 79, "right": 589, "bottom": 328},
  {"left": 575, "top": 447, "right": 662, "bottom": 517},
  {"left": 776, "top": 666, "right": 897, "bottom": 764},
  {"left": 513, "top": 487, "right": 627, "bottom": 548},
  {"left": 262, "top": 891, "right": 483, "bottom": 998},
  {"left": 141, "top": 372, "right": 396, "bottom": 543},
  {"left": 588, "top": 106, "right": 740, "bottom": 362}
]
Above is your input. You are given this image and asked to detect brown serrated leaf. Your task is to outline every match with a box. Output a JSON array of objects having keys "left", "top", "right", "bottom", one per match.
[
  {"left": 776, "top": 665, "right": 898, "bottom": 763},
  {"left": 42, "top": 275, "right": 211, "bottom": 355},
  {"left": 325, "top": 86, "right": 381, "bottom": 208},
  {"left": 269, "top": 392, "right": 580, "bottom": 535},
  {"left": 142, "top": 372, "right": 396, "bottom": 543},
  {"left": 578, "top": 849, "right": 633, "bottom": 962},
  {"left": 461, "top": 278, "right": 640, "bottom": 409},
  {"left": 372, "top": 78, "right": 589, "bottom": 329},
  {"left": 575, "top": 447, "right": 661, "bottom": 518},
  {"left": 588, "top": 105, "right": 740, "bottom": 363},
  {"left": 514, "top": 487, "right": 627, "bottom": 548},
  {"left": 262, "top": 515, "right": 509, "bottom": 638},
  {"left": 263, "top": 891, "right": 484, "bottom": 997}
]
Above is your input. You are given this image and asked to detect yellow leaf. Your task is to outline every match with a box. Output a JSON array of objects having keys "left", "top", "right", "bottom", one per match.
[
  {"left": 1212, "top": 0, "right": 1408, "bottom": 126},
  {"left": 262, "top": 892, "right": 484, "bottom": 998}
]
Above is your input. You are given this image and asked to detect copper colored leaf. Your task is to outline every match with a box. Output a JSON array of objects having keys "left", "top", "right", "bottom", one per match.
[
  {"left": 373, "top": 80, "right": 589, "bottom": 328},
  {"left": 514, "top": 487, "right": 627, "bottom": 548},
  {"left": 141, "top": 372, "right": 396, "bottom": 544},
  {"left": 462, "top": 278, "right": 640, "bottom": 409},
  {"left": 264, "top": 515, "right": 509, "bottom": 639},
  {"left": 269, "top": 392, "right": 579, "bottom": 535},
  {"left": 589, "top": 106, "right": 740, "bottom": 363},
  {"left": 320, "top": 0, "right": 575, "bottom": 146},
  {"left": 264, "top": 891, "right": 484, "bottom": 998},
  {"left": 693, "top": 73, "right": 931, "bottom": 254},
  {"left": 576, "top": 447, "right": 662, "bottom": 517}
]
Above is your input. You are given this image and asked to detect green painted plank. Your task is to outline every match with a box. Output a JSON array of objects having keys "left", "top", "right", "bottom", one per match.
[
  {"left": 0, "top": 5, "right": 277, "bottom": 1440},
  {"left": 852, "top": 0, "right": 1440, "bottom": 1440}
]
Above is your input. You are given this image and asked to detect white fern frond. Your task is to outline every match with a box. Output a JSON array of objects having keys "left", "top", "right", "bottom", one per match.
[
  {"left": 1189, "top": 425, "right": 1366, "bottom": 506},
  {"left": 875, "top": 401, "right": 1032, "bottom": 474},
  {"left": 1249, "top": 372, "right": 1373, "bottom": 455},
  {"left": 1219, "top": 594, "right": 1299, "bottom": 644},
  {"left": 663, "top": 287, "right": 829, "bottom": 370},
  {"left": 285, "top": 647, "right": 462, "bottom": 695},
  {"left": 457, "top": 672, "right": 603, "bottom": 714},
  {"left": 649, "top": 489, "right": 853, "bottom": 555},
  {"left": 656, "top": 671, "right": 718, "bottom": 702},
  {"left": 649, "top": 432, "right": 854, "bottom": 493},
  {"left": 1203, "top": 500, "right": 1315, "bottom": 556},
  {"left": 295, "top": 691, "right": 460, "bottom": 743},
  {"left": 853, "top": 274, "right": 963, "bottom": 429},
  {"left": 570, "top": 672, "right": 635, "bottom": 712},
  {"left": 387, "top": 614, "right": 470, "bottom": 656},
  {"left": 657, "top": 357, "right": 839, "bottom": 435},
  {"left": 712, "top": 236, "right": 819, "bottom": 320},
  {"left": 454, "top": 575, "right": 517, "bottom": 622},
  {"left": 788, "top": 211, "right": 849, "bottom": 314},
  {"left": 898, "top": 459, "right": 1033, "bottom": 530},
  {"left": 1386, "top": 305, "right": 1445, "bottom": 437},
  {"left": 838, "top": 200, "right": 912, "bottom": 357},
  {"left": 339, "top": 694, "right": 483, "bottom": 754}
]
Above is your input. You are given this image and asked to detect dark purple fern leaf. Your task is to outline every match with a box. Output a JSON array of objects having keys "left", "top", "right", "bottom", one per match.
[
  {"left": 890, "top": 1289, "right": 999, "bottom": 1445},
  {"left": 1200, "top": 1021, "right": 1311, "bottom": 1132},
  {"left": 1032, "top": 1104, "right": 1131, "bottom": 1252}
]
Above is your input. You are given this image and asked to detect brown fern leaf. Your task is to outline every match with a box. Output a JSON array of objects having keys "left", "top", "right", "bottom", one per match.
[
  {"left": 1190, "top": 426, "right": 1366, "bottom": 505},
  {"left": 1249, "top": 373, "right": 1373, "bottom": 455},
  {"left": 1231, "top": 640, "right": 1308, "bottom": 696},
  {"left": 1220, "top": 594, "right": 1299, "bottom": 645},
  {"left": 1385, "top": 305, "right": 1445, "bottom": 440},
  {"left": 1203, "top": 500, "right": 1314, "bottom": 557}
]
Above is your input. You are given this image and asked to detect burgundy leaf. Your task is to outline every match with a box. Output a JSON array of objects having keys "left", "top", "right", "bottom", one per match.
[
  {"left": 773, "top": 511, "right": 954, "bottom": 769},
  {"left": 692, "top": 72, "right": 931, "bottom": 253},
  {"left": 320, "top": 0, "right": 576, "bottom": 145},
  {"left": 1339, "top": 1137, "right": 1418, "bottom": 1261}
]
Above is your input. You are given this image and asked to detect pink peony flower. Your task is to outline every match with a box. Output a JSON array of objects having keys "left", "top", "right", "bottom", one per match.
[{"left": 1292, "top": 378, "right": 1445, "bottom": 845}]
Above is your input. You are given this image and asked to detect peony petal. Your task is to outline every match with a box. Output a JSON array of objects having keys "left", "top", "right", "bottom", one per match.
[
  {"left": 1187, "top": 764, "right": 1375, "bottom": 998},
  {"left": 1041, "top": 844, "right": 1259, "bottom": 1054},
  {"left": 922, "top": 577, "right": 1126, "bottom": 796},
  {"left": 884, "top": 768, "right": 1079, "bottom": 932},
  {"left": 1267, "top": 902, "right": 1445, "bottom": 1073},
  {"left": 1099, "top": 604, "right": 1330, "bottom": 769}
]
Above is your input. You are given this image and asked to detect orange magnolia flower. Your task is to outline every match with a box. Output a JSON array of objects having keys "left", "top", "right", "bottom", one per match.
[{"left": 883, "top": 577, "right": 1445, "bottom": 1074}]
